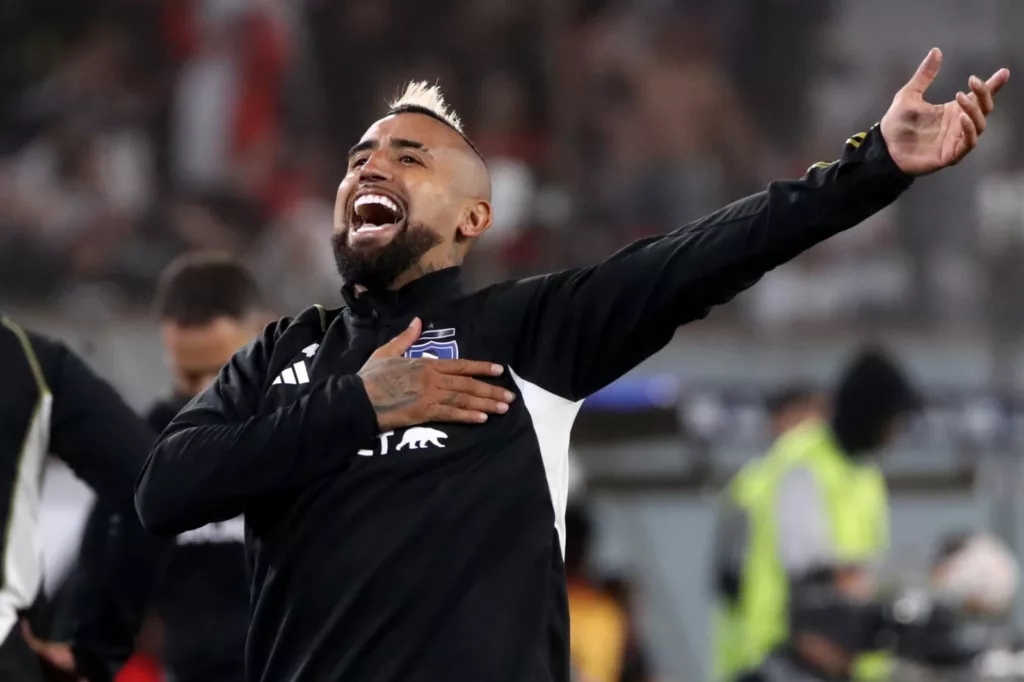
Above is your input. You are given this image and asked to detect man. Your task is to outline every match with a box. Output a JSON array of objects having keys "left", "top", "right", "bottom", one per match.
[
  {"left": 148, "top": 252, "right": 266, "bottom": 682},
  {"left": 712, "top": 382, "right": 826, "bottom": 681},
  {"left": 136, "top": 51, "right": 1009, "bottom": 682},
  {"left": 82, "top": 252, "right": 267, "bottom": 682},
  {"left": 151, "top": 251, "right": 269, "bottom": 426},
  {"left": 0, "top": 317, "right": 163, "bottom": 681},
  {"left": 713, "top": 347, "right": 920, "bottom": 681},
  {"left": 711, "top": 385, "right": 818, "bottom": 681}
]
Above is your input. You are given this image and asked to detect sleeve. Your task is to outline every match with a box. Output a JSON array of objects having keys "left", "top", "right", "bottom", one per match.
[
  {"left": 41, "top": 341, "right": 169, "bottom": 681},
  {"left": 47, "top": 343, "right": 155, "bottom": 506},
  {"left": 70, "top": 499, "right": 168, "bottom": 682},
  {"left": 134, "top": 321, "right": 380, "bottom": 535},
  {"left": 775, "top": 467, "right": 838, "bottom": 576},
  {"left": 490, "top": 127, "right": 913, "bottom": 400}
]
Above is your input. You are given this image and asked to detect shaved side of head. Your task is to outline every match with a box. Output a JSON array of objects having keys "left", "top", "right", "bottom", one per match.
[{"left": 385, "top": 82, "right": 491, "bottom": 202}]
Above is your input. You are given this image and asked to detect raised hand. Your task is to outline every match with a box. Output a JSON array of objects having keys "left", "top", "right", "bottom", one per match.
[
  {"left": 880, "top": 48, "right": 1010, "bottom": 175},
  {"left": 358, "top": 317, "right": 515, "bottom": 431}
]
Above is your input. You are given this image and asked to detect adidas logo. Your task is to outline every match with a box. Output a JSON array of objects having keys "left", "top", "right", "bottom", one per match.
[{"left": 271, "top": 360, "right": 310, "bottom": 385}]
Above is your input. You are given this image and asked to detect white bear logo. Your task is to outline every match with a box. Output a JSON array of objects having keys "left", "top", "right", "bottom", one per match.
[{"left": 397, "top": 427, "right": 448, "bottom": 450}]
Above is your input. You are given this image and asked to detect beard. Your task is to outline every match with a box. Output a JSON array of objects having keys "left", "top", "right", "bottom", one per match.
[{"left": 331, "top": 222, "right": 443, "bottom": 291}]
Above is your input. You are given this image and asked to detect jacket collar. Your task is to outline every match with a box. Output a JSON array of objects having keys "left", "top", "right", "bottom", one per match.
[{"left": 341, "top": 267, "right": 463, "bottom": 321}]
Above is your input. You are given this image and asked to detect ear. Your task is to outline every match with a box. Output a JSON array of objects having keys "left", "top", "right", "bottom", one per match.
[{"left": 457, "top": 200, "right": 492, "bottom": 240}]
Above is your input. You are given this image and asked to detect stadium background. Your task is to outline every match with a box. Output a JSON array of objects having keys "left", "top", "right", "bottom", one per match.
[{"left": 3, "top": 0, "right": 1024, "bottom": 680}]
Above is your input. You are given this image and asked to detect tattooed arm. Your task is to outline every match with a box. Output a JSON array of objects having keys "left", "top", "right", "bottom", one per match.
[{"left": 137, "top": 318, "right": 512, "bottom": 533}]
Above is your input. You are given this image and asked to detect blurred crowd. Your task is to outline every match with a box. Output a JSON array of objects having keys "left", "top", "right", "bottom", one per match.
[{"left": 3, "top": 0, "right": 1022, "bottom": 333}]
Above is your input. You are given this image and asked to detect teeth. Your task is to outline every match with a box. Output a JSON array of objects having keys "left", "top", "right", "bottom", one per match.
[{"left": 354, "top": 194, "right": 400, "bottom": 215}]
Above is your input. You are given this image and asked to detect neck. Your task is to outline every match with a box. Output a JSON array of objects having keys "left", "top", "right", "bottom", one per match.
[{"left": 389, "top": 248, "right": 462, "bottom": 290}]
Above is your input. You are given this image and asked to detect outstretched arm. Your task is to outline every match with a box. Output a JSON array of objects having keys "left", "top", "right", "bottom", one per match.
[
  {"left": 494, "top": 125, "right": 910, "bottom": 400},
  {"left": 493, "top": 50, "right": 1009, "bottom": 401}
]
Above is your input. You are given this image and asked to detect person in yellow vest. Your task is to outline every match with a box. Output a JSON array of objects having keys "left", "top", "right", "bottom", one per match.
[{"left": 712, "top": 347, "right": 920, "bottom": 681}]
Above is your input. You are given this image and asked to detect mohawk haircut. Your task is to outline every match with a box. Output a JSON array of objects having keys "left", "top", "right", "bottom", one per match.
[
  {"left": 155, "top": 251, "right": 263, "bottom": 327},
  {"left": 386, "top": 81, "right": 483, "bottom": 159}
]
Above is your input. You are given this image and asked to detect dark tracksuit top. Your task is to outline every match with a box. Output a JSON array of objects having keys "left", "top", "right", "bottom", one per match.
[
  {"left": 135, "top": 126, "right": 913, "bottom": 682},
  {"left": 0, "top": 318, "right": 164, "bottom": 682},
  {"left": 77, "top": 397, "right": 249, "bottom": 682},
  {"left": 146, "top": 396, "right": 249, "bottom": 682}
]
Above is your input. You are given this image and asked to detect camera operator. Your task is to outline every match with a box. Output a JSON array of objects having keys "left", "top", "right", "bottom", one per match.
[
  {"left": 739, "top": 573, "right": 987, "bottom": 682},
  {"left": 713, "top": 347, "right": 919, "bottom": 681}
]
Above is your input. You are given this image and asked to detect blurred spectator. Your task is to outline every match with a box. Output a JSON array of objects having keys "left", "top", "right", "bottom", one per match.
[
  {"left": 566, "top": 503, "right": 652, "bottom": 682},
  {"left": 931, "top": 532, "right": 1019, "bottom": 617},
  {"left": 1, "top": 1, "right": 1022, "bottom": 331},
  {"left": 713, "top": 347, "right": 920, "bottom": 681}
]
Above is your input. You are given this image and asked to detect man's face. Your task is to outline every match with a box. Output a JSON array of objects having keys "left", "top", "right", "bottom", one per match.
[
  {"left": 162, "top": 317, "right": 255, "bottom": 398},
  {"left": 332, "top": 112, "right": 490, "bottom": 290}
]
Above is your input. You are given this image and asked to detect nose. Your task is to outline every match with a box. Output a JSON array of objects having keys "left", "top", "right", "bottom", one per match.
[{"left": 358, "top": 151, "right": 394, "bottom": 183}]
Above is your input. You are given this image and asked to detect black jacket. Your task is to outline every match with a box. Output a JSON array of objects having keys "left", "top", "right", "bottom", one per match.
[
  {"left": 136, "top": 126, "right": 913, "bottom": 682},
  {"left": 147, "top": 396, "right": 249, "bottom": 682},
  {"left": 0, "top": 318, "right": 163, "bottom": 682}
]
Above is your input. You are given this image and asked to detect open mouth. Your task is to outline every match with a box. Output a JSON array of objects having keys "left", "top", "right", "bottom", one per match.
[{"left": 350, "top": 193, "right": 406, "bottom": 235}]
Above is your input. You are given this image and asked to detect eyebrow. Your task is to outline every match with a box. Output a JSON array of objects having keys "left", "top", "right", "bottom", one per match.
[{"left": 347, "top": 138, "right": 431, "bottom": 159}]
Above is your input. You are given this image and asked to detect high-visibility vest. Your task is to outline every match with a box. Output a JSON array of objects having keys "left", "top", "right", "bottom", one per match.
[{"left": 713, "top": 420, "right": 891, "bottom": 681}]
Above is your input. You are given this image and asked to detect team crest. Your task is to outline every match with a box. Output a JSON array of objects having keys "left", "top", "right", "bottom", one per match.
[{"left": 406, "top": 327, "right": 459, "bottom": 360}]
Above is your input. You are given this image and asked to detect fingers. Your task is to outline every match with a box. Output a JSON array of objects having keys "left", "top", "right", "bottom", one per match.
[
  {"left": 433, "top": 359, "right": 504, "bottom": 377},
  {"left": 439, "top": 392, "right": 510, "bottom": 416},
  {"left": 986, "top": 68, "right": 1011, "bottom": 96},
  {"left": 905, "top": 47, "right": 943, "bottom": 94},
  {"left": 956, "top": 91, "right": 986, "bottom": 136},
  {"left": 428, "top": 375, "right": 515, "bottom": 423},
  {"left": 370, "top": 317, "right": 422, "bottom": 359},
  {"left": 20, "top": 621, "right": 42, "bottom": 651},
  {"left": 427, "top": 405, "right": 492, "bottom": 424},
  {"left": 441, "top": 374, "right": 516, "bottom": 403},
  {"left": 969, "top": 75, "right": 994, "bottom": 115},
  {"left": 956, "top": 112, "right": 978, "bottom": 160}
]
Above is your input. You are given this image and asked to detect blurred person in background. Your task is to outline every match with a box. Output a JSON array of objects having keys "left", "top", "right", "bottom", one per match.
[
  {"left": 930, "top": 532, "right": 1018, "bottom": 618},
  {"left": 61, "top": 251, "right": 267, "bottom": 682},
  {"left": 0, "top": 317, "right": 164, "bottom": 681},
  {"left": 150, "top": 250, "right": 269, "bottom": 425},
  {"left": 566, "top": 503, "right": 652, "bottom": 682},
  {"left": 713, "top": 347, "right": 920, "bottom": 681},
  {"left": 131, "top": 251, "right": 267, "bottom": 682}
]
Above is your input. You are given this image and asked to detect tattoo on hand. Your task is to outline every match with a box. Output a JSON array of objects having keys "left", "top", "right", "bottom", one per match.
[{"left": 362, "top": 359, "right": 421, "bottom": 414}]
